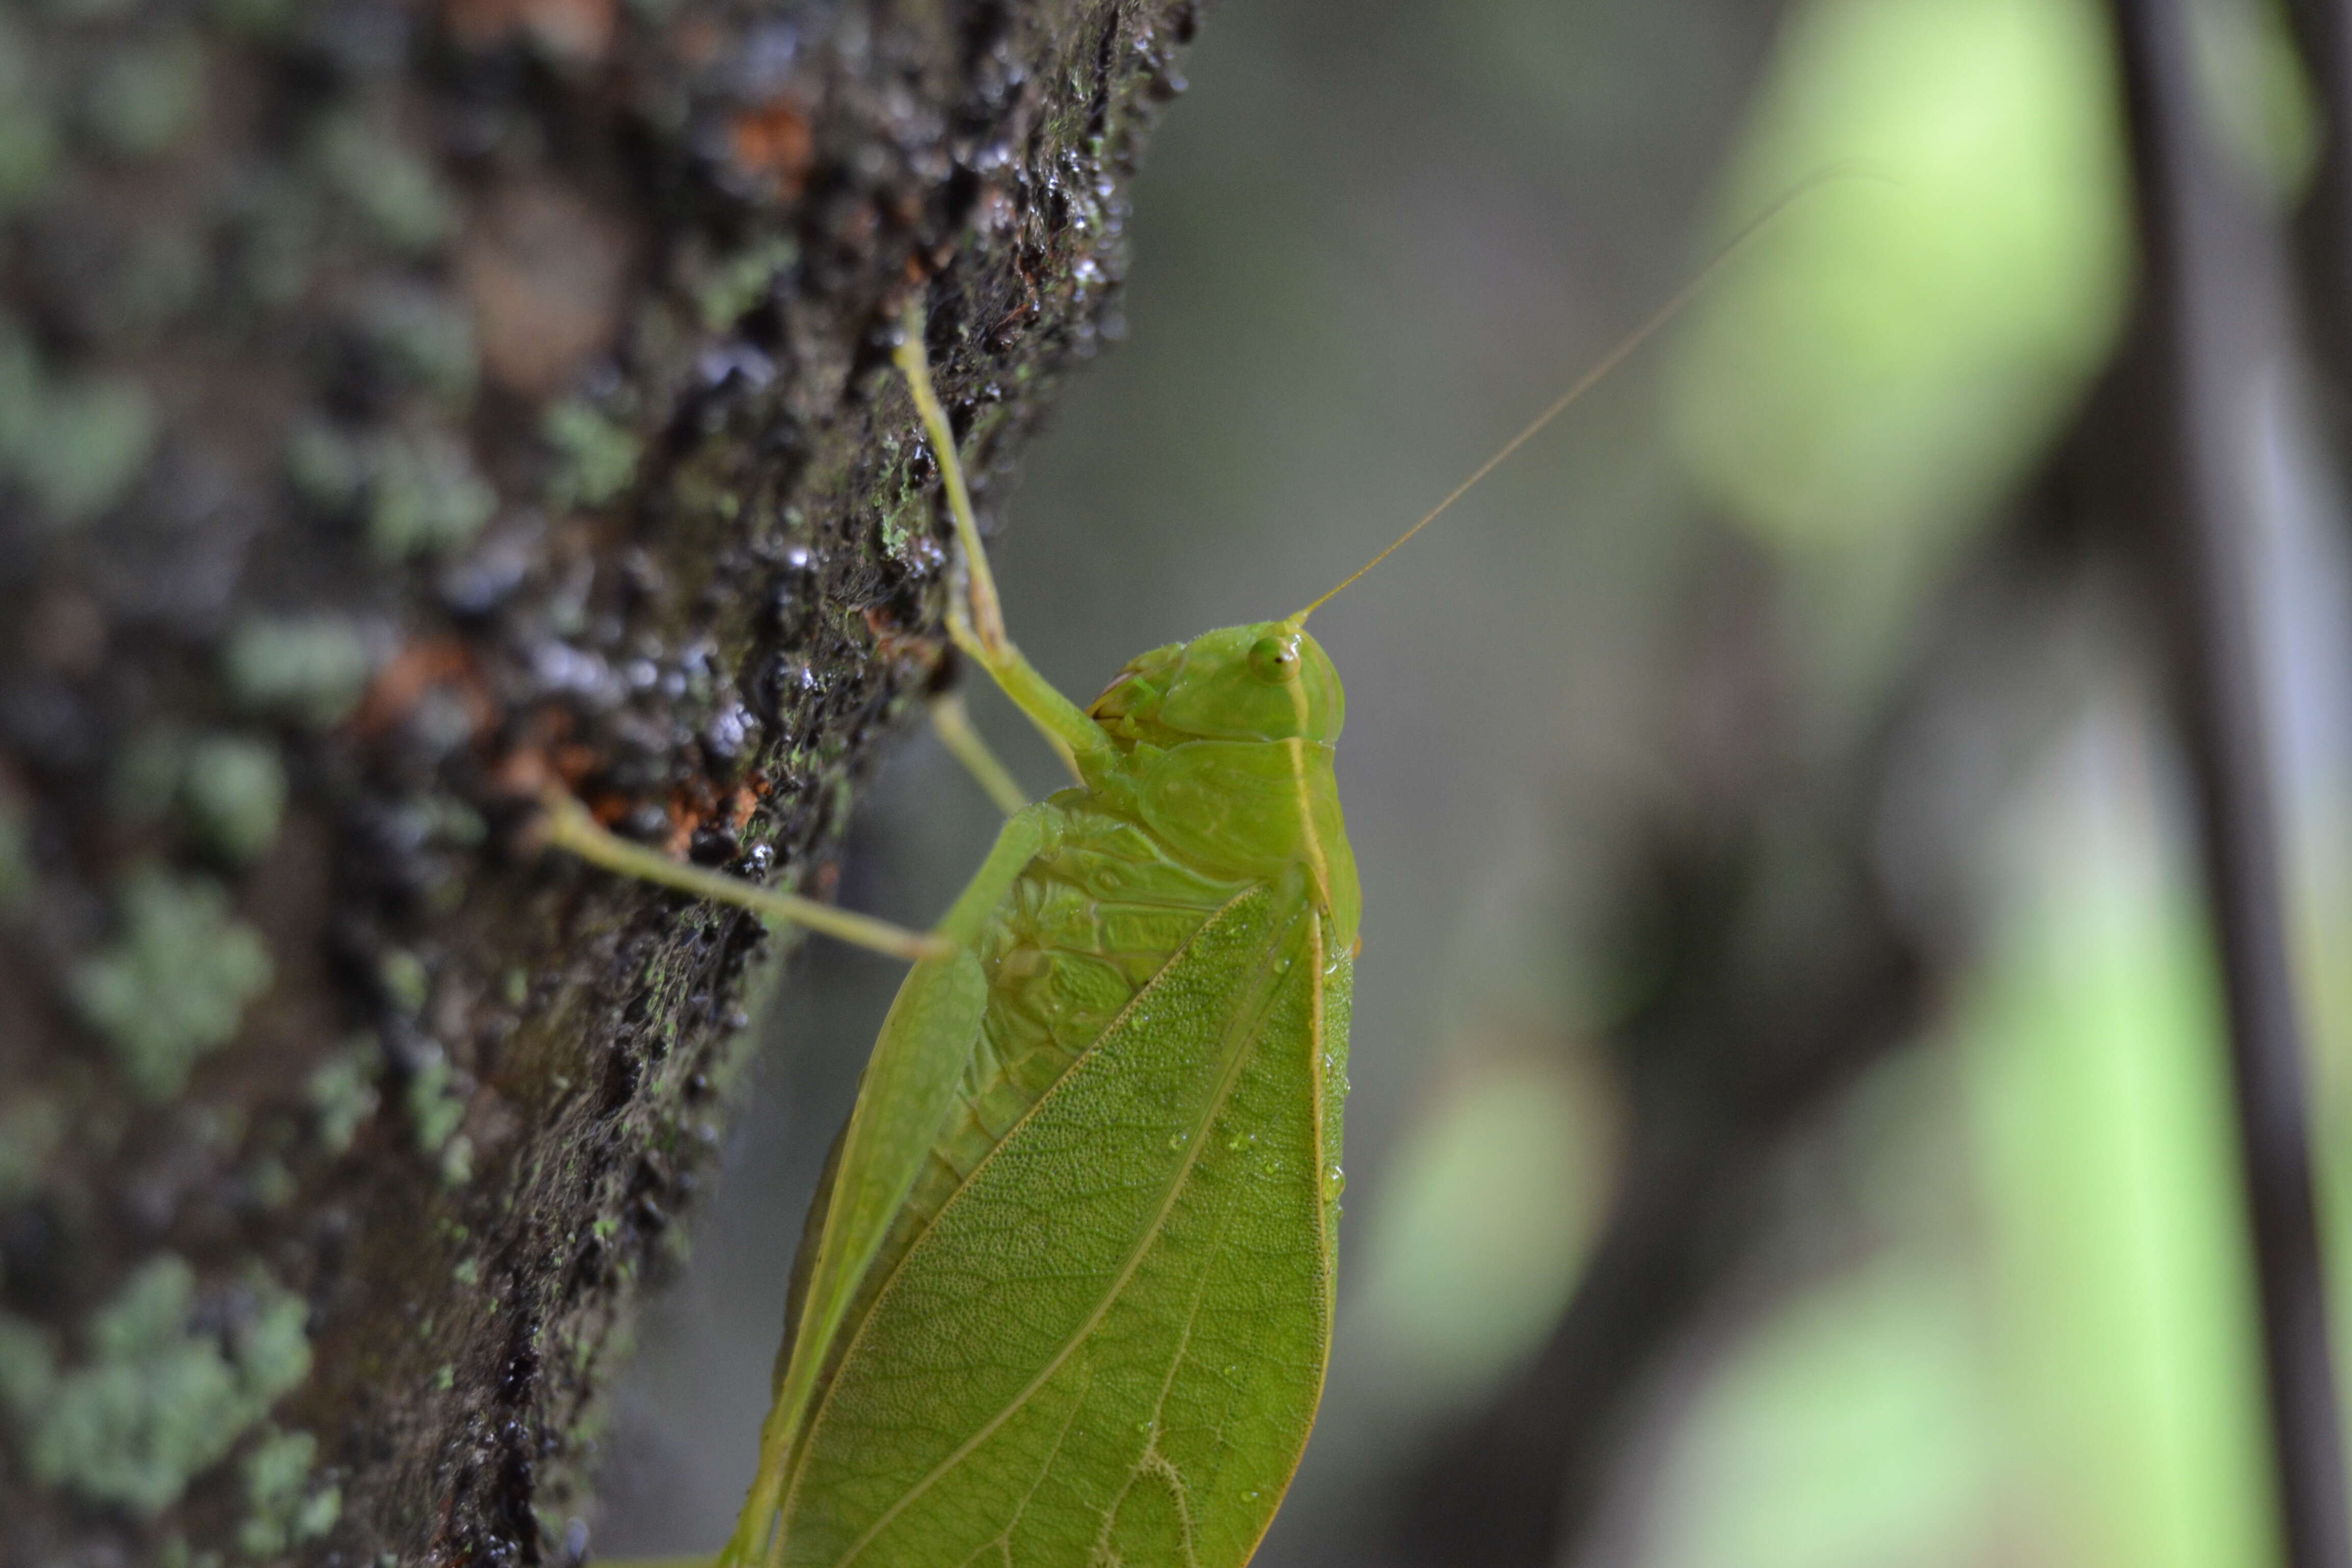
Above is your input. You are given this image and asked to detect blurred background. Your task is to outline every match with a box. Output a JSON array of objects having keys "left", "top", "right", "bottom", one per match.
[{"left": 594, "top": 0, "right": 2352, "bottom": 1563}]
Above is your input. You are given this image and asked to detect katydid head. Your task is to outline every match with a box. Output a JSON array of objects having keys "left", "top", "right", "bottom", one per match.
[{"left": 1089, "top": 620, "right": 1344, "bottom": 747}]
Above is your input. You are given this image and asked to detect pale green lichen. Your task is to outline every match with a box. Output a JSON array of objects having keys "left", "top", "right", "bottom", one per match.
[
  {"left": 222, "top": 615, "right": 371, "bottom": 726},
  {"left": 283, "top": 421, "right": 369, "bottom": 513},
  {"left": 401, "top": 1046, "right": 474, "bottom": 1184},
  {"left": 0, "top": 1093, "right": 63, "bottom": 1206},
  {"left": 367, "top": 433, "right": 496, "bottom": 559},
  {"left": 405, "top": 1052, "right": 465, "bottom": 1155},
  {"left": 236, "top": 1425, "right": 340, "bottom": 1557},
  {"left": 311, "top": 115, "right": 456, "bottom": 255},
  {"left": 378, "top": 947, "right": 429, "bottom": 1014},
  {"left": 0, "top": 1310, "right": 58, "bottom": 1412},
  {"left": 423, "top": 795, "right": 486, "bottom": 847},
  {"left": 110, "top": 723, "right": 190, "bottom": 824},
  {"left": 0, "top": 324, "right": 158, "bottom": 527},
  {"left": 286, "top": 423, "right": 496, "bottom": 556},
  {"left": 110, "top": 730, "right": 286, "bottom": 860},
  {"left": 241, "top": 1155, "right": 295, "bottom": 1210},
  {"left": 2, "top": 1256, "right": 313, "bottom": 1518},
  {"left": 542, "top": 400, "right": 641, "bottom": 510},
  {"left": 183, "top": 734, "right": 287, "bottom": 864},
  {"left": 306, "top": 1039, "right": 382, "bottom": 1155},
  {"left": 694, "top": 233, "right": 798, "bottom": 329},
  {"left": 355, "top": 285, "right": 478, "bottom": 408},
  {"left": 439, "top": 1133, "right": 475, "bottom": 1188},
  {"left": 46, "top": 0, "right": 141, "bottom": 22},
  {"left": 107, "top": 230, "right": 208, "bottom": 345},
  {"left": 80, "top": 31, "right": 206, "bottom": 159},
  {"left": 69, "top": 867, "right": 274, "bottom": 1100},
  {"left": 0, "top": 17, "right": 58, "bottom": 218},
  {"left": 229, "top": 169, "right": 321, "bottom": 307},
  {"left": 211, "top": 0, "right": 297, "bottom": 38},
  {"left": 873, "top": 434, "right": 933, "bottom": 563},
  {"left": 0, "top": 790, "right": 28, "bottom": 912}
]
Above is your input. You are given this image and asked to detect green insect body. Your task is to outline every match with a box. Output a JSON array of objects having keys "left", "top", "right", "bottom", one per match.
[
  {"left": 759, "top": 628, "right": 1358, "bottom": 1568},
  {"left": 552, "top": 320, "right": 1360, "bottom": 1568}
]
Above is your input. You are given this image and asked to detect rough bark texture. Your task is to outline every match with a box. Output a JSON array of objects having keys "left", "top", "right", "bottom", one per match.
[{"left": 0, "top": 0, "right": 1197, "bottom": 1560}]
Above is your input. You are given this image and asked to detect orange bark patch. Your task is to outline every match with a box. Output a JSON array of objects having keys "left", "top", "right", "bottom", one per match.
[
  {"left": 487, "top": 746, "right": 550, "bottom": 798},
  {"left": 488, "top": 709, "right": 599, "bottom": 800},
  {"left": 551, "top": 743, "right": 600, "bottom": 785},
  {"left": 864, "top": 605, "right": 945, "bottom": 669},
  {"left": 354, "top": 639, "right": 496, "bottom": 740},
  {"left": 728, "top": 104, "right": 814, "bottom": 199}
]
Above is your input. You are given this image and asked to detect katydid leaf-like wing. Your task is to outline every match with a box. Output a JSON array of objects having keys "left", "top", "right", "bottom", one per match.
[
  {"left": 720, "top": 812, "right": 1054, "bottom": 1567},
  {"left": 777, "top": 871, "right": 1351, "bottom": 1568}
]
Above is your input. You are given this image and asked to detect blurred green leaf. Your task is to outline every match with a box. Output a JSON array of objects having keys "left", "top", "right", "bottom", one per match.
[
  {"left": 1632, "top": 711, "right": 2276, "bottom": 1568},
  {"left": 1645, "top": 1262, "right": 1991, "bottom": 1568},
  {"left": 1670, "top": 0, "right": 2129, "bottom": 564},
  {"left": 1346, "top": 1055, "right": 1611, "bottom": 1410},
  {"left": 1962, "top": 720, "right": 2275, "bottom": 1568}
]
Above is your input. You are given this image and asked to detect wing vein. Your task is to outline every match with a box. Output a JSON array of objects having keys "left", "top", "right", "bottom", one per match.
[
  {"left": 771, "top": 880, "right": 1262, "bottom": 1538},
  {"left": 827, "top": 895, "right": 1310, "bottom": 1567}
]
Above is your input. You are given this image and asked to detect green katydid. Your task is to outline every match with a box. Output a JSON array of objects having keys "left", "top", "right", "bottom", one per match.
[
  {"left": 548, "top": 201, "right": 1796, "bottom": 1565},
  {"left": 548, "top": 309, "right": 1358, "bottom": 1568}
]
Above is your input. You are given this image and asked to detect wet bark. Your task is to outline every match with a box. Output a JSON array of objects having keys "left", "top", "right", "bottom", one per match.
[{"left": 0, "top": 0, "right": 1198, "bottom": 1560}]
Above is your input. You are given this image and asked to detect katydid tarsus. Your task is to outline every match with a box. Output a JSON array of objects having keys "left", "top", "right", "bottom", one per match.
[{"left": 547, "top": 196, "right": 1806, "bottom": 1567}]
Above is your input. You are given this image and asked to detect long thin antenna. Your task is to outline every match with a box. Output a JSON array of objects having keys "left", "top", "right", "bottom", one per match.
[{"left": 1292, "top": 170, "right": 1858, "bottom": 624}]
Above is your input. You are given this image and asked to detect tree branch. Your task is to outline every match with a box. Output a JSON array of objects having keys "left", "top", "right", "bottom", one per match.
[{"left": 2105, "top": 5, "right": 2352, "bottom": 1565}]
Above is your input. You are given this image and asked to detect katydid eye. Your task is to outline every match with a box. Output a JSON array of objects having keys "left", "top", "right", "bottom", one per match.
[{"left": 1248, "top": 633, "right": 1304, "bottom": 683}]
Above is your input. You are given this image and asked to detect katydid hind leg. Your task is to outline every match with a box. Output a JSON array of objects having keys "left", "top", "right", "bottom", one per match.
[
  {"left": 538, "top": 791, "right": 951, "bottom": 963},
  {"left": 720, "top": 806, "right": 1058, "bottom": 1567}
]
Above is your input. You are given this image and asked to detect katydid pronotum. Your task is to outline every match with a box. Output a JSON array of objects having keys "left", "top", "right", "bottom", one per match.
[{"left": 547, "top": 207, "right": 1787, "bottom": 1566}]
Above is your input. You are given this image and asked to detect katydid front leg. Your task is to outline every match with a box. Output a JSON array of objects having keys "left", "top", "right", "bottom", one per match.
[{"left": 891, "top": 315, "right": 1114, "bottom": 784}]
